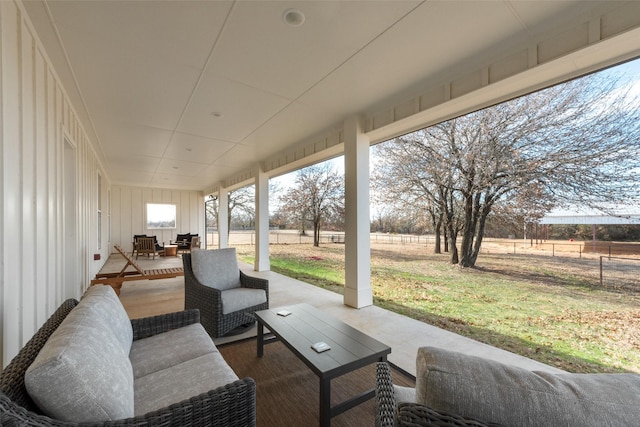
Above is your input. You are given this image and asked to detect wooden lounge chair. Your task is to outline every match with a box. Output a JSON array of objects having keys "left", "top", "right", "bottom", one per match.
[{"left": 91, "top": 244, "right": 184, "bottom": 295}]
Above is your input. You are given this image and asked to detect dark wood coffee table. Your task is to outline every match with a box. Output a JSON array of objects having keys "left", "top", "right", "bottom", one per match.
[{"left": 255, "top": 303, "right": 391, "bottom": 426}]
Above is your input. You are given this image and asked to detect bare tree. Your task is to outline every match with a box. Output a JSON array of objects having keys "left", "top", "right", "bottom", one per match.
[
  {"left": 372, "top": 138, "right": 457, "bottom": 256},
  {"left": 374, "top": 71, "right": 640, "bottom": 267},
  {"left": 278, "top": 163, "right": 344, "bottom": 246},
  {"left": 206, "top": 186, "right": 255, "bottom": 236},
  {"left": 228, "top": 186, "right": 255, "bottom": 231}
]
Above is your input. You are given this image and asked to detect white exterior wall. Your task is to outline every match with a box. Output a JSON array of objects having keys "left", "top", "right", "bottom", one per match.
[
  {"left": 1, "top": 1, "right": 109, "bottom": 367},
  {"left": 110, "top": 185, "right": 204, "bottom": 253}
]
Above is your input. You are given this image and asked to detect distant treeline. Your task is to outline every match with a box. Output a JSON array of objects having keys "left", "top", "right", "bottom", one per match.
[{"left": 546, "top": 224, "right": 640, "bottom": 242}]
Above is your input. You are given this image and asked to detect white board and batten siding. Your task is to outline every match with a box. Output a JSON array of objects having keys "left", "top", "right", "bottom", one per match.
[
  {"left": 110, "top": 186, "right": 205, "bottom": 254},
  {"left": 1, "top": 1, "right": 109, "bottom": 367}
]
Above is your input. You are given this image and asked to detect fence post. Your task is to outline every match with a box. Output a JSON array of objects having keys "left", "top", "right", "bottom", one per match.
[{"left": 600, "top": 256, "right": 603, "bottom": 287}]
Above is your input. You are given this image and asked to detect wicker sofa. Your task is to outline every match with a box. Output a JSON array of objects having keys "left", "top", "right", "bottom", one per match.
[
  {"left": 0, "top": 285, "right": 256, "bottom": 426},
  {"left": 376, "top": 346, "right": 640, "bottom": 427}
]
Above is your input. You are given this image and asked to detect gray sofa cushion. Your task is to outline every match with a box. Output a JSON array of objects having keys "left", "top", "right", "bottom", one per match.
[
  {"left": 129, "top": 323, "right": 217, "bottom": 378},
  {"left": 191, "top": 248, "right": 241, "bottom": 290},
  {"left": 80, "top": 284, "right": 133, "bottom": 354},
  {"left": 134, "top": 352, "right": 239, "bottom": 416},
  {"left": 416, "top": 346, "right": 640, "bottom": 427},
  {"left": 221, "top": 287, "right": 267, "bottom": 314},
  {"left": 394, "top": 385, "right": 416, "bottom": 403},
  {"left": 25, "top": 302, "right": 134, "bottom": 422}
]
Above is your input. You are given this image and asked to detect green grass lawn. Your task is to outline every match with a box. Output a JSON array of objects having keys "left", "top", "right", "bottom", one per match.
[{"left": 238, "top": 244, "right": 640, "bottom": 373}]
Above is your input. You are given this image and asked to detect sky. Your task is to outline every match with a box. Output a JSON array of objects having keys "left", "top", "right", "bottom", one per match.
[{"left": 614, "top": 57, "right": 640, "bottom": 97}]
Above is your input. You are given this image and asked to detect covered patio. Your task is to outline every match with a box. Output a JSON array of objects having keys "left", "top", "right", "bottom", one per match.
[
  {"left": 2, "top": 0, "right": 640, "bottom": 368},
  {"left": 106, "top": 252, "right": 564, "bottom": 377}
]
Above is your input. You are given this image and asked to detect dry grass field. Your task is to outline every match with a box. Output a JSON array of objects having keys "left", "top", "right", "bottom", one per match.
[{"left": 234, "top": 236, "right": 640, "bottom": 373}]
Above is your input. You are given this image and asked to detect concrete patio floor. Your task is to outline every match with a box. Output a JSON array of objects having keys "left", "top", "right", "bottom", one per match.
[{"left": 107, "top": 251, "right": 564, "bottom": 377}]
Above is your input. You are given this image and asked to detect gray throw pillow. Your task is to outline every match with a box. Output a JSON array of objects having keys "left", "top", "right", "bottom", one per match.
[
  {"left": 191, "top": 248, "right": 241, "bottom": 290},
  {"left": 25, "top": 303, "right": 134, "bottom": 422},
  {"left": 416, "top": 346, "right": 640, "bottom": 427},
  {"left": 79, "top": 284, "right": 133, "bottom": 354}
]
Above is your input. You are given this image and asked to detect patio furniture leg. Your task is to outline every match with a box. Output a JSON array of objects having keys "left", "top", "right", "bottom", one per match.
[
  {"left": 257, "top": 321, "right": 264, "bottom": 357},
  {"left": 320, "top": 376, "right": 331, "bottom": 427}
]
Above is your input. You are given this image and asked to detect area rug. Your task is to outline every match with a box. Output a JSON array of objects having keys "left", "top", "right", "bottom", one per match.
[
  {"left": 213, "top": 322, "right": 259, "bottom": 346},
  {"left": 218, "top": 338, "right": 415, "bottom": 427}
]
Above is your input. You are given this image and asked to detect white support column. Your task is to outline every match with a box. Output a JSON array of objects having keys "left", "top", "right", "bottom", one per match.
[
  {"left": 255, "top": 165, "right": 270, "bottom": 271},
  {"left": 343, "top": 116, "right": 373, "bottom": 308},
  {"left": 218, "top": 186, "right": 229, "bottom": 249}
]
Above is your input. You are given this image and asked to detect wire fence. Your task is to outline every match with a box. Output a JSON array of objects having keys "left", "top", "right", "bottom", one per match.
[
  {"left": 207, "top": 230, "right": 439, "bottom": 246},
  {"left": 599, "top": 256, "right": 640, "bottom": 291},
  {"left": 206, "top": 230, "right": 640, "bottom": 291}
]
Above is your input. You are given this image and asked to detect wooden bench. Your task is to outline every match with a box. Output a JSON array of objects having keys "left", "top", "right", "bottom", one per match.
[{"left": 91, "top": 244, "right": 184, "bottom": 295}]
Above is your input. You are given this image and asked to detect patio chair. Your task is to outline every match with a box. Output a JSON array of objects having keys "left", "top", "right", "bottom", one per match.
[
  {"left": 183, "top": 249, "right": 269, "bottom": 338},
  {"left": 136, "top": 237, "right": 159, "bottom": 259},
  {"left": 132, "top": 234, "right": 147, "bottom": 257},
  {"left": 172, "top": 233, "right": 197, "bottom": 254}
]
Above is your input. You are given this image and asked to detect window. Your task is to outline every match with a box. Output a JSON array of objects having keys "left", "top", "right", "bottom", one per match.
[{"left": 146, "top": 203, "right": 177, "bottom": 229}]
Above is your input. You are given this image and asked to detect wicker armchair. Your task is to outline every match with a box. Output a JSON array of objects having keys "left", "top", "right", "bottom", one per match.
[
  {"left": 1, "top": 299, "right": 256, "bottom": 426},
  {"left": 375, "top": 362, "right": 500, "bottom": 427},
  {"left": 183, "top": 251, "right": 269, "bottom": 338}
]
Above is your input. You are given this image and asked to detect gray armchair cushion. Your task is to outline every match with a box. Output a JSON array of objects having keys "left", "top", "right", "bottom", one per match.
[
  {"left": 25, "top": 302, "right": 134, "bottom": 422},
  {"left": 191, "top": 248, "right": 241, "bottom": 291},
  {"left": 221, "top": 288, "right": 268, "bottom": 314},
  {"left": 416, "top": 346, "right": 640, "bottom": 427}
]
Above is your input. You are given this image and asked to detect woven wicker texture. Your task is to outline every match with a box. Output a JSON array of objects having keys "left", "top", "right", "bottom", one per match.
[
  {"left": 1, "top": 300, "right": 257, "bottom": 426},
  {"left": 375, "top": 362, "right": 397, "bottom": 427},
  {"left": 396, "top": 403, "right": 503, "bottom": 427},
  {"left": 183, "top": 253, "right": 269, "bottom": 338}
]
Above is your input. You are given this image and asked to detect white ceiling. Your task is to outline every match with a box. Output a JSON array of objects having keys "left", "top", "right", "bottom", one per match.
[{"left": 22, "top": 1, "right": 640, "bottom": 193}]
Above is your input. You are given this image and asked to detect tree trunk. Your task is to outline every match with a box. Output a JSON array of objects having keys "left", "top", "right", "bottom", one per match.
[
  {"left": 468, "top": 204, "right": 492, "bottom": 266},
  {"left": 447, "top": 221, "right": 459, "bottom": 264},
  {"left": 430, "top": 210, "right": 443, "bottom": 254},
  {"left": 459, "top": 184, "right": 478, "bottom": 267},
  {"left": 299, "top": 216, "right": 307, "bottom": 236},
  {"left": 459, "top": 202, "right": 474, "bottom": 266},
  {"left": 313, "top": 220, "right": 320, "bottom": 247}
]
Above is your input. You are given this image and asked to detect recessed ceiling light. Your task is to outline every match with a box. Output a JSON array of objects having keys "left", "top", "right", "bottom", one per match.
[{"left": 283, "top": 8, "right": 305, "bottom": 27}]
